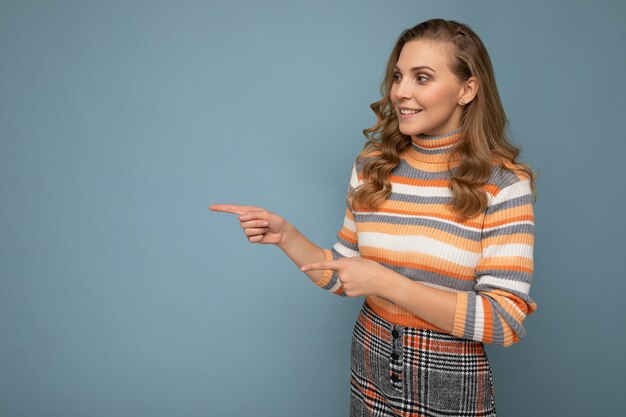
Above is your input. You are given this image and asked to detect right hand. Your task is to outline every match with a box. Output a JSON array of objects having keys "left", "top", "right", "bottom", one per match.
[{"left": 209, "top": 204, "right": 291, "bottom": 246}]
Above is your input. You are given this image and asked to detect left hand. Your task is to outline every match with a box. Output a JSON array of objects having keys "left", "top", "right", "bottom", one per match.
[{"left": 300, "top": 257, "right": 388, "bottom": 298}]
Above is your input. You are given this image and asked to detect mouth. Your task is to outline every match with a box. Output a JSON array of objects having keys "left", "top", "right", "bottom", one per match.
[{"left": 397, "top": 107, "right": 423, "bottom": 118}]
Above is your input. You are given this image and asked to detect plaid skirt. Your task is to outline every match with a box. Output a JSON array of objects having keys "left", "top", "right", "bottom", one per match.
[{"left": 350, "top": 300, "right": 497, "bottom": 417}]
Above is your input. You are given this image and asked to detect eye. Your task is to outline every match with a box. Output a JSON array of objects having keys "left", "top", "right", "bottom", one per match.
[{"left": 393, "top": 73, "right": 429, "bottom": 83}]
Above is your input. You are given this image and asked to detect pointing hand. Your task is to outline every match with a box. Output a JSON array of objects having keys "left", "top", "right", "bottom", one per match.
[
  {"left": 209, "top": 204, "right": 290, "bottom": 246},
  {"left": 300, "top": 257, "right": 388, "bottom": 298}
]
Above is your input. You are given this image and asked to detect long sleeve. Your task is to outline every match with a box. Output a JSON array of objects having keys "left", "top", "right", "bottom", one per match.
[
  {"left": 314, "top": 162, "right": 361, "bottom": 296},
  {"left": 451, "top": 175, "right": 538, "bottom": 347}
]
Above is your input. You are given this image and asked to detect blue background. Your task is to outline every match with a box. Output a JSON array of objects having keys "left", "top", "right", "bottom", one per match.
[{"left": 2, "top": 0, "right": 625, "bottom": 416}]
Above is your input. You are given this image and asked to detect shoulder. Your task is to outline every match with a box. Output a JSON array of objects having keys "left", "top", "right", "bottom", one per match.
[
  {"left": 486, "top": 159, "right": 531, "bottom": 189},
  {"left": 483, "top": 161, "right": 533, "bottom": 203}
]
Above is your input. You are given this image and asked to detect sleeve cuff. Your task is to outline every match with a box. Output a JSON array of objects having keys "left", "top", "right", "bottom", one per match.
[
  {"left": 451, "top": 291, "right": 469, "bottom": 339},
  {"left": 314, "top": 248, "right": 335, "bottom": 288}
]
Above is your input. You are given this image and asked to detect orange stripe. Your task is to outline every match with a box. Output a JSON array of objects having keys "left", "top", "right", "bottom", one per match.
[
  {"left": 363, "top": 252, "right": 475, "bottom": 281},
  {"left": 452, "top": 292, "right": 469, "bottom": 338},
  {"left": 390, "top": 174, "right": 451, "bottom": 187},
  {"left": 337, "top": 228, "right": 357, "bottom": 245},
  {"left": 482, "top": 297, "right": 494, "bottom": 344},
  {"left": 476, "top": 261, "right": 533, "bottom": 274}
]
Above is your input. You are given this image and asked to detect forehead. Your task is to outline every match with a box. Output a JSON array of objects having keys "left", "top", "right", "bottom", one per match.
[{"left": 395, "top": 40, "right": 453, "bottom": 72}]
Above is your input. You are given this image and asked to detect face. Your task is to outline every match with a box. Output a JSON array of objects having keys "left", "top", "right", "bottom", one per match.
[{"left": 390, "top": 39, "right": 477, "bottom": 136}]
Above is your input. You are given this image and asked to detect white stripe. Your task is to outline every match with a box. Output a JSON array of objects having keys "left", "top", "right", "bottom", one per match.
[
  {"left": 349, "top": 164, "right": 361, "bottom": 188},
  {"left": 333, "top": 242, "right": 360, "bottom": 258},
  {"left": 392, "top": 182, "right": 452, "bottom": 197},
  {"left": 476, "top": 275, "right": 531, "bottom": 295},
  {"left": 473, "top": 295, "right": 485, "bottom": 341},
  {"left": 483, "top": 219, "right": 535, "bottom": 233},
  {"left": 491, "top": 179, "right": 532, "bottom": 205},
  {"left": 328, "top": 279, "right": 342, "bottom": 293},
  {"left": 342, "top": 215, "right": 356, "bottom": 232},
  {"left": 358, "top": 232, "right": 481, "bottom": 267},
  {"left": 392, "top": 175, "right": 500, "bottom": 199},
  {"left": 483, "top": 243, "right": 533, "bottom": 260}
]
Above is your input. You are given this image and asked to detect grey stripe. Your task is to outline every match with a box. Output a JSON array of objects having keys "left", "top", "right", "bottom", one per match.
[
  {"left": 354, "top": 212, "right": 482, "bottom": 241},
  {"left": 489, "top": 301, "right": 507, "bottom": 344},
  {"left": 462, "top": 294, "right": 477, "bottom": 340},
  {"left": 482, "top": 223, "right": 534, "bottom": 239},
  {"left": 476, "top": 269, "right": 533, "bottom": 286},
  {"left": 395, "top": 160, "right": 459, "bottom": 178},
  {"left": 493, "top": 168, "right": 523, "bottom": 190},
  {"left": 411, "top": 143, "right": 461, "bottom": 155},
  {"left": 334, "top": 233, "right": 358, "bottom": 251},
  {"left": 489, "top": 194, "right": 534, "bottom": 213},
  {"left": 387, "top": 192, "right": 453, "bottom": 205}
]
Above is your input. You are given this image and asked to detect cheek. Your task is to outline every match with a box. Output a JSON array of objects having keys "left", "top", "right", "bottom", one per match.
[
  {"left": 420, "top": 86, "right": 447, "bottom": 104},
  {"left": 423, "top": 87, "right": 459, "bottom": 110}
]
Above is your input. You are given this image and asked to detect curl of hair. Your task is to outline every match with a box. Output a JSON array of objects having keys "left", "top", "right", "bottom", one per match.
[{"left": 351, "top": 18, "right": 538, "bottom": 221}]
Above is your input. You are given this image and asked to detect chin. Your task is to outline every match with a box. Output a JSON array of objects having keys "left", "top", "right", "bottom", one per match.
[{"left": 398, "top": 124, "right": 420, "bottom": 136}]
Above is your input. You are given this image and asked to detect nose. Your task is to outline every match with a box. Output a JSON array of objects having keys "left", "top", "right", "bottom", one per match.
[{"left": 392, "top": 78, "right": 411, "bottom": 101}]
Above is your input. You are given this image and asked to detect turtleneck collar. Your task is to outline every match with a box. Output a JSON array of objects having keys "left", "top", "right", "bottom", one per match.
[{"left": 406, "top": 127, "right": 463, "bottom": 164}]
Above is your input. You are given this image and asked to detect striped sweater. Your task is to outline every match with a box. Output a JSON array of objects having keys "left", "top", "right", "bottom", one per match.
[{"left": 315, "top": 128, "right": 537, "bottom": 347}]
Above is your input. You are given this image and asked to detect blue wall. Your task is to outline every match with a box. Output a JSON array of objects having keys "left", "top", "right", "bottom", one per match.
[{"left": 1, "top": 1, "right": 625, "bottom": 416}]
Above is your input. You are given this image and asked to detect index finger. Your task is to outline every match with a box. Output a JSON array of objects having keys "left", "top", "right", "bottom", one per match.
[
  {"left": 209, "top": 204, "right": 260, "bottom": 215},
  {"left": 300, "top": 260, "right": 340, "bottom": 272}
]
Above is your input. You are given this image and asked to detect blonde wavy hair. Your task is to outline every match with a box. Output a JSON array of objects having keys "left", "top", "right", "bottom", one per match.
[{"left": 351, "top": 18, "right": 538, "bottom": 220}]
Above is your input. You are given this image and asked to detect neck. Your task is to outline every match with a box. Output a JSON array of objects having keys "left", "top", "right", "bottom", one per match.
[{"left": 406, "top": 127, "right": 463, "bottom": 164}]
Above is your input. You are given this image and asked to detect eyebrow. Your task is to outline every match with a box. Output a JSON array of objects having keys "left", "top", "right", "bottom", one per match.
[{"left": 393, "top": 65, "right": 436, "bottom": 73}]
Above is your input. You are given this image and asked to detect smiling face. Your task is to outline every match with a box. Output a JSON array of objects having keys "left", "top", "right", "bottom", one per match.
[{"left": 390, "top": 39, "right": 477, "bottom": 137}]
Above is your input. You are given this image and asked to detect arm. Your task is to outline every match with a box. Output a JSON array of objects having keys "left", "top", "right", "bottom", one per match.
[
  {"left": 308, "top": 161, "right": 361, "bottom": 296},
  {"left": 450, "top": 177, "right": 537, "bottom": 346},
  {"left": 278, "top": 161, "right": 359, "bottom": 294},
  {"left": 315, "top": 161, "right": 361, "bottom": 297},
  {"left": 277, "top": 223, "right": 329, "bottom": 285},
  {"left": 277, "top": 212, "right": 355, "bottom": 295},
  {"left": 377, "top": 272, "right": 458, "bottom": 333},
  {"left": 311, "top": 203, "right": 359, "bottom": 296},
  {"left": 379, "top": 176, "right": 537, "bottom": 347}
]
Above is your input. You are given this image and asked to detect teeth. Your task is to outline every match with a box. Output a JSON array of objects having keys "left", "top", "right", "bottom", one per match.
[{"left": 400, "top": 109, "right": 421, "bottom": 114}]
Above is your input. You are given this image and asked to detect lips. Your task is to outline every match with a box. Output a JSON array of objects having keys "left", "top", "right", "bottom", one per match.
[{"left": 397, "top": 108, "right": 423, "bottom": 118}]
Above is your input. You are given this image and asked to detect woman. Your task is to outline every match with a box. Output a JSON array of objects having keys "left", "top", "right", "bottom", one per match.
[{"left": 211, "top": 18, "right": 537, "bottom": 417}]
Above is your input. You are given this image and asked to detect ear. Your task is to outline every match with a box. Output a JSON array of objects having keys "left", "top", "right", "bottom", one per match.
[{"left": 458, "top": 76, "right": 479, "bottom": 104}]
